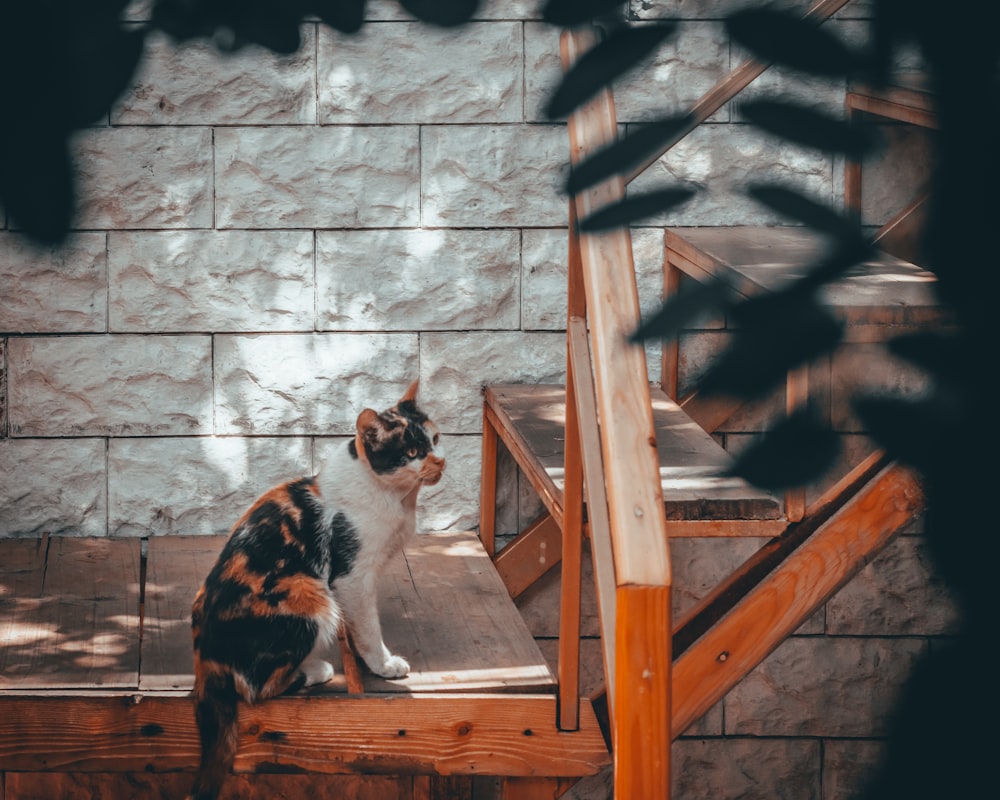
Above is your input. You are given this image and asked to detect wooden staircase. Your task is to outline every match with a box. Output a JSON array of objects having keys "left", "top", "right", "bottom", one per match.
[{"left": 479, "top": 10, "right": 944, "bottom": 798}]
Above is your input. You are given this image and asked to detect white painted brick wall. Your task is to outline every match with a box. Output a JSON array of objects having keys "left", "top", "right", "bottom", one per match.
[{"left": 0, "top": 2, "right": 956, "bottom": 798}]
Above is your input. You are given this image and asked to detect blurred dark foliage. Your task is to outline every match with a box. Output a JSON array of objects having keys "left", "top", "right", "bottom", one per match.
[
  {"left": 547, "top": 0, "right": 999, "bottom": 797},
  {"left": 0, "top": 0, "right": 481, "bottom": 245},
  {"left": 1, "top": 0, "right": 997, "bottom": 795}
]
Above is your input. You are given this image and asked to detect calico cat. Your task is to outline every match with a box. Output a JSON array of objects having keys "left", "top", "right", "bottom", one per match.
[{"left": 187, "top": 380, "right": 444, "bottom": 800}]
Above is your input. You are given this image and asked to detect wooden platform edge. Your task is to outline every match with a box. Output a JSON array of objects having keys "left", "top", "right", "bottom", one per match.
[{"left": 0, "top": 693, "right": 610, "bottom": 778}]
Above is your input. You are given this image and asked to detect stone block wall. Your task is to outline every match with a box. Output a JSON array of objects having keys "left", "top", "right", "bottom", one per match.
[{"left": 0, "top": 1, "right": 954, "bottom": 798}]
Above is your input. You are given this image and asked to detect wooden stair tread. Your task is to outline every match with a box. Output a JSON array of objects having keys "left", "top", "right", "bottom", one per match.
[
  {"left": 486, "top": 383, "right": 784, "bottom": 525},
  {"left": 1, "top": 532, "right": 554, "bottom": 695},
  {"left": 847, "top": 72, "right": 937, "bottom": 128},
  {"left": 664, "top": 226, "right": 947, "bottom": 330}
]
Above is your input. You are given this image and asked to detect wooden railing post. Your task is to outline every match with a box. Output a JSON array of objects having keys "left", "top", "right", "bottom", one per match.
[{"left": 561, "top": 27, "right": 673, "bottom": 799}]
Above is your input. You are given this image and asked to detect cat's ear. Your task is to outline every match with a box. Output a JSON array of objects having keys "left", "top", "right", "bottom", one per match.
[
  {"left": 356, "top": 408, "right": 380, "bottom": 434},
  {"left": 400, "top": 380, "right": 419, "bottom": 404},
  {"left": 354, "top": 408, "right": 381, "bottom": 463}
]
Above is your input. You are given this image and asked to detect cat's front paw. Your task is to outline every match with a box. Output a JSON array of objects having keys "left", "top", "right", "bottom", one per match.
[
  {"left": 301, "top": 658, "right": 335, "bottom": 687},
  {"left": 371, "top": 654, "right": 410, "bottom": 679}
]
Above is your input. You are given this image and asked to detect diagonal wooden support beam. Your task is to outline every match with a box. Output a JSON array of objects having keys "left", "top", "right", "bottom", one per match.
[
  {"left": 494, "top": 514, "right": 563, "bottom": 600},
  {"left": 671, "top": 460, "right": 926, "bottom": 737}
]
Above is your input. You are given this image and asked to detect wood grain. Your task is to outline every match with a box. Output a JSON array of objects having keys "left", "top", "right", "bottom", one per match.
[
  {"left": 0, "top": 537, "right": 140, "bottom": 689},
  {"left": 0, "top": 693, "right": 609, "bottom": 778}
]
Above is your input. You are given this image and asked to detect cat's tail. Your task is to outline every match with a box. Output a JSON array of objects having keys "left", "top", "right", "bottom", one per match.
[{"left": 188, "top": 673, "right": 241, "bottom": 800}]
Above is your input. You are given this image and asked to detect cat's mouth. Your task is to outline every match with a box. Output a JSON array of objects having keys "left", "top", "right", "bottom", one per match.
[{"left": 420, "top": 457, "right": 445, "bottom": 486}]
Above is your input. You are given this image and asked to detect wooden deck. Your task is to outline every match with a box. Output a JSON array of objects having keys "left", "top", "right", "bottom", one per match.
[{"left": 0, "top": 532, "right": 609, "bottom": 792}]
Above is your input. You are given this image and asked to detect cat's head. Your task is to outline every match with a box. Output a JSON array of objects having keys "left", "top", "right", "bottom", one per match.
[{"left": 353, "top": 380, "right": 446, "bottom": 490}]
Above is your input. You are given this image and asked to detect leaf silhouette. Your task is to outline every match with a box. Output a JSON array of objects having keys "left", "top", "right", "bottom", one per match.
[
  {"left": 566, "top": 113, "right": 695, "bottom": 195},
  {"left": 399, "top": 0, "right": 481, "bottom": 27},
  {"left": 700, "top": 293, "right": 843, "bottom": 399},
  {"left": 853, "top": 393, "right": 966, "bottom": 478},
  {"left": 542, "top": 0, "right": 625, "bottom": 26},
  {"left": 0, "top": 127, "right": 74, "bottom": 246},
  {"left": 69, "top": 26, "right": 147, "bottom": 126},
  {"left": 726, "top": 7, "right": 857, "bottom": 78},
  {"left": 545, "top": 23, "right": 677, "bottom": 119},
  {"left": 629, "top": 279, "right": 734, "bottom": 344},
  {"left": 312, "top": 0, "right": 366, "bottom": 34},
  {"left": 742, "top": 99, "right": 875, "bottom": 159},
  {"left": 577, "top": 185, "right": 696, "bottom": 232},
  {"left": 747, "top": 183, "right": 861, "bottom": 241},
  {"left": 727, "top": 405, "right": 840, "bottom": 490}
]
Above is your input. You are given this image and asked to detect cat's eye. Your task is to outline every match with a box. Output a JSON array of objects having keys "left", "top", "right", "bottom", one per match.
[
  {"left": 432, "top": 433, "right": 440, "bottom": 445},
  {"left": 407, "top": 447, "right": 419, "bottom": 459}
]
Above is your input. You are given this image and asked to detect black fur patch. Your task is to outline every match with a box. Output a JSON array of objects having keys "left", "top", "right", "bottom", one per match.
[{"left": 329, "top": 511, "right": 360, "bottom": 582}]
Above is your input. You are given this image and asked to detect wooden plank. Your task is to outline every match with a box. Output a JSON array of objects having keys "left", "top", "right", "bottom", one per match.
[
  {"left": 784, "top": 366, "right": 809, "bottom": 523},
  {"left": 142, "top": 535, "right": 222, "bottom": 690},
  {"left": 500, "top": 777, "right": 568, "bottom": 799},
  {"left": 485, "top": 393, "right": 566, "bottom": 529},
  {"left": 562, "top": 28, "right": 670, "bottom": 591},
  {"left": 143, "top": 532, "right": 551, "bottom": 695},
  {"left": 613, "top": 586, "right": 670, "bottom": 800},
  {"left": 0, "top": 537, "right": 140, "bottom": 689},
  {"left": 672, "top": 451, "right": 889, "bottom": 657},
  {"left": 0, "top": 693, "right": 610, "bottom": 777},
  {"left": 4, "top": 772, "right": 413, "bottom": 800},
  {"left": 846, "top": 74, "right": 937, "bottom": 129},
  {"left": 559, "top": 333, "right": 585, "bottom": 731},
  {"left": 494, "top": 515, "right": 562, "bottom": 600},
  {"left": 671, "top": 462, "right": 925, "bottom": 737},
  {"left": 365, "top": 532, "right": 555, "bottom": 694},
  {"left": 568, "top": 319, "right": 617, "bottom": 700},
  {"left": 479, "top": 405, "right": 500, "bottom": 556},
  {"left": 649, "top": 386, "right": 783, "bottom": 521},
  {"left": 664, "top": 227, "right": 947, "bottom": 330},
  {"left": 487, "top": 384, "right": 783, "bottom": 526},
  {"left": 0, "top": 536, "right": 49, "bottom": 682}
]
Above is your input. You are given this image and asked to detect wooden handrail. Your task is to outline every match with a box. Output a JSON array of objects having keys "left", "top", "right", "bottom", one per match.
[{"left": 561, "top": 27, "right": 672, "bottom": 799}]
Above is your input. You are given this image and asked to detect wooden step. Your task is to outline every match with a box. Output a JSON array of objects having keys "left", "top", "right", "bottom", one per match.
[
  {"left": 663, "top": 225, "right": 949, "bottom": 336},
  {"left": 485, "top": 383, "right": 785, "bottom": 535},
  {"left": 0, "top": 532, "right": 555, "bottom": 695},
  {"left": 846, "top": 72, "right": 937, "bottom": 128}
]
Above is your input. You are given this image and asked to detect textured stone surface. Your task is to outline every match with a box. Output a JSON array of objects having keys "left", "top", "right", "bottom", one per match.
[
  {"left": 109, "top": 230, "right": 315, "bottom": 332},
  {"left": 73, "top": 127, "right": 213, "bottom": 229},
  {"left": 672, "top": 738, "right": 821, "bottom": 800},
  {"left": 827, "top": 535, "right": 960, "bottom": 636},
  {"left": 109, "top": 437, "right": 312, "bottom": 536},
  {"left": 113, "top": 29, "right": 316, "bottom": 125},
  {"left": 630, "top": 124, "right": 835, "bottom": 226},
  {"left": 520, "top": 226, "right": 670, "bottom": 331},
  {"left": 831, "top": 342, "right": 933, "bottom": 432},
  {"left": 214, "top": 334, "right": 418, "bottom": 434},
  {"left": 316, "top": 229, "right": 519, "bottom": 331},
  {"left": 318, "top": 23, "right": 522, "bottom": 123},
  {"left": 0, "top": 438, "right": 107, "bottom": 536},
  {"left": 419, "top": 331, "right": 565, "bottom": 433},
  {"left": 421, "top": 125, "right": 568, "bottom": 227},
  {"left": 367, "top": 0, "right": 542, "bottom": 19},
  {"left": 823, "top": 739, "right": 885, "bottom": 800},
  {"left": 858, "top": 124, "right": 935, "bottom": 227},
  {"left": 0, "top": 233, "right": 107, "bottom": 333},
  {"left": 7, "top": 335, "right": 213, "bottom": 436},
  {"left": 526, "top": 20, "right": 730, "bottom": 124},
  {"left": 215, "top": 127, "right": 420, "bottom": 229},
  {"left": 726, "top": 636, "right": 927, "bottom": 736}
]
